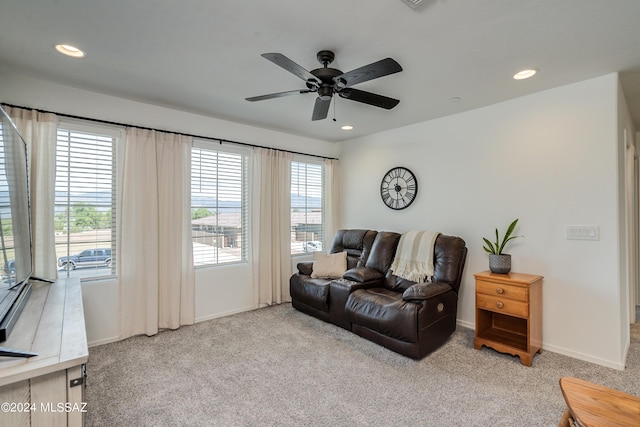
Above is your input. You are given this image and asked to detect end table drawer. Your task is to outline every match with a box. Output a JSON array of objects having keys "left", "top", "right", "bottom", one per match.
[
  {"left": 477, "top": 294, "right": 529, "bottom": 318},
  {"left": 476, "top": 280, "right": 528, "bottom": 302}
]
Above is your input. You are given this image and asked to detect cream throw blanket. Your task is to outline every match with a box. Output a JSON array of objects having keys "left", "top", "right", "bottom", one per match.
[{"left": 390, "top": 230, "right": 440, "bottom": 283}]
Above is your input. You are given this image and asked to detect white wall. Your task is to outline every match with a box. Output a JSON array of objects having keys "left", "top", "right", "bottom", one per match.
[
  {"left": 339, "top": 73, "right": 629, "bottom": 369},
  {"left": 0, "top": 70, "right": 338, "bottom": 346}
]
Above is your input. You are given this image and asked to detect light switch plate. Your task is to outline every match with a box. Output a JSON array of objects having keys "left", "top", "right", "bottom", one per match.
[{"left": 566, "top": 225, "right": 600, "bottom": 240}]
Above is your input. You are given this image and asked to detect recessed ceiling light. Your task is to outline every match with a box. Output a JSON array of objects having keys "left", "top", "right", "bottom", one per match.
[
  {"left": 449, "top": 97, "right": 462, "bottom": 103},
  {"left": 54, "top": 44, "right": 85, "bottom": 58},
  {"left": 513, "top": 69, "right": 537, "bottom": 80},
  {"left": 341, "top": 125, "right": 354, "bottom": 131}
]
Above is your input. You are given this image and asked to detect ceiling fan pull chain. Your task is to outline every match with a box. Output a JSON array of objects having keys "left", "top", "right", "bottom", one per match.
[{"left": 332, "top": 96, "right": 337, "bottom": 122}]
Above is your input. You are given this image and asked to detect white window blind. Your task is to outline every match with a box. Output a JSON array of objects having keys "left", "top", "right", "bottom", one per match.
[
  {"left": 0, "top": 123, "right": 12, "bottom": 250},
  {"left": 191, "top": 143, "right": 248, "bottom": 266},
  {"left": 0, "top": 122, "right": 21, "bottom": 276},
  {"left": 291, "top": 160, "right": 324, "bottom": 254},
  {"left": 55, "top": 125, "right": 117, "bottom": 280}
]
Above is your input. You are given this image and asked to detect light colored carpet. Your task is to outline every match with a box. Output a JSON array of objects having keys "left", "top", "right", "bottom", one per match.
[{"left": 86, "top": 303, "right": 640, "bottom": 426}]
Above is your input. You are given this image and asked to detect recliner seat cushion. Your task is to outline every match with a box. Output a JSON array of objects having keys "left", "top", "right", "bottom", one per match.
[{"left": 346, "top": 288, "right": 419, "bottom": 343}]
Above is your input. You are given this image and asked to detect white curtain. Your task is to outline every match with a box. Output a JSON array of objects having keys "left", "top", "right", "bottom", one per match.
[
  {"left": 6, "top": 107, "right": 58, "bottom": 281},
  {"left": 251, "top": 148, "right": 293, "bottom": 306},
  {"left": 324, "top": 158, "right": 341, "bottom": 240},
  {"left": 119, "top": 128, "right": 194, "bottom": 339}
]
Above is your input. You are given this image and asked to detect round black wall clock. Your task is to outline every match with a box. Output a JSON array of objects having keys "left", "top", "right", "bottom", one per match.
[{"left": 380, "top": 166, "right": 418, "bottom": 210}]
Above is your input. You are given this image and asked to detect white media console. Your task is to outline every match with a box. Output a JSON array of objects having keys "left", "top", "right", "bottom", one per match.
[{"left": 0, "top": 278, "right": 88, "bottom": 426}]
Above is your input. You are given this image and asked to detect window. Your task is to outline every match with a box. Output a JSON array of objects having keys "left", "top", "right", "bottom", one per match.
[
  {"left": 291, "top": 160, "right": 324, "bottom": 254},
  {"left": 191, "top": 142, "right": 248, "bottom": 266},
  {"left": 55, "top": 123, "right": 118, "bottom": 280}
]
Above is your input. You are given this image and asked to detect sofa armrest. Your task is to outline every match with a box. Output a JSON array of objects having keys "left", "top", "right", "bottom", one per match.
[
  {"left": 343, "top": 266, "right": 384, "bottom": 283},
  {"left": 402, "top": 282, "right": 453, "bottom": 302},
  {"left": 296, "top": 261, "right": 314, "bottom": 276}
]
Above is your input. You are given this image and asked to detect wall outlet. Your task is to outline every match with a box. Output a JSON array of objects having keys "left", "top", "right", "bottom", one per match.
[{"left": 566, "top": 225, "right": 600, "bottom": 240}]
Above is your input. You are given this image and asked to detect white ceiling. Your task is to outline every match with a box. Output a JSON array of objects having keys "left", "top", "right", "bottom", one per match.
[{"left": 1, "top": 0, "right": 640, "bottom": 142}]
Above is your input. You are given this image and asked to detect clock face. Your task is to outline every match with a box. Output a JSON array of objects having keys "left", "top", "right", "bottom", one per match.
[{"left": 380, "top": 167, "right": 418, "bottom": 210}]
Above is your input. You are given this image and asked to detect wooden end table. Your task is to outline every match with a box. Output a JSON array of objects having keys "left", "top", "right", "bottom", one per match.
[{"left": 474, "top": 271, "right": 543, "bottom": 366}]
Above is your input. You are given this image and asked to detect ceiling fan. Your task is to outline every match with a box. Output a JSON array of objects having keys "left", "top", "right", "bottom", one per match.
[{"left": 246, "top": 50, "right": 402, "bottom": 121}]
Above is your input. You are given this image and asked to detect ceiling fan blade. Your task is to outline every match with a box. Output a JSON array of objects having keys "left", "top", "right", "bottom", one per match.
[
  {"left": 261, "top": 53, "right": 320, "bottom": 85},
  {"left": 312, "top": 97, "right": 331, "bottom": 121},
  {"left": 335, "top": 58, "right": 402, "bottom": 88},
  {"left": 338, "top": 88, "right": 400, "bottom": 109},
  {"left": 246, "top": 89, "right": 313, "bottom": 102}
]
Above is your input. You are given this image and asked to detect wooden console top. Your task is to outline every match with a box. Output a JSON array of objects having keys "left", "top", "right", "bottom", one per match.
[{"left": 0, "top": 278, "right": 88, "bottom": 387}]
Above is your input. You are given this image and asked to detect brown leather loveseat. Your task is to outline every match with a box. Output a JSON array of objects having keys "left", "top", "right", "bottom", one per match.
[{"left": 290, "top": 229, "right": 467, "bottom": 359}]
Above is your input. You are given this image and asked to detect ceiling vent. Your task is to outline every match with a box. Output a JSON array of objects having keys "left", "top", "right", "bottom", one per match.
[{"left": 401, "top": 0, "right": 425, "bottom": 9}]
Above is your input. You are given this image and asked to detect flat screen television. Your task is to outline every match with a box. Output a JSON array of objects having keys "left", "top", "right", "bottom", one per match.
[{"left": 0, "top": 105, "right": 37, "bottom": 358}]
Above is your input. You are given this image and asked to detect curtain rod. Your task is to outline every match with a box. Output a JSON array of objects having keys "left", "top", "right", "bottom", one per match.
[{"left": 1, "top": 103, "right": 338, "bottom": 161}]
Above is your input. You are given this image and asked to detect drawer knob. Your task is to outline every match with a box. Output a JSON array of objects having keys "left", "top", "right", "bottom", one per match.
[
  {"left": 496, "top": 301, "right": 504, "bottom": 309},
  {"left": 496, "top": 288, "right": 504, "bottom": 294}
]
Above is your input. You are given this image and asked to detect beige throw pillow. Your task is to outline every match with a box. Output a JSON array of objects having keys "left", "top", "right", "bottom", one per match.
[{"left": 311, "top": 251, "right": 347, "bottom": 279}]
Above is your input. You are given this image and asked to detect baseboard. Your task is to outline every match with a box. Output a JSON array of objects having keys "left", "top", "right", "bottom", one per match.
[
  {"left": 456, "top": 319, "right": 625, "bottom": 370},
  {"left": 88, "top": 305, "right": 263, "bottom": 347},
  {"left": 542, "top": 342, "right": 625, "bottom": 370},
  {"left": 88, "top": 336, "right": 121, "bottom": 348},
  {"left": 456, "top": 319, "right": 474, "bottom": 330},
  {"left": 195, "top": 304, "right": 259, "bottom": 323}
]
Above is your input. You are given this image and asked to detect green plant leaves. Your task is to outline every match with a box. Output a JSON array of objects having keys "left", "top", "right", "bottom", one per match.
[
  {"left": 482, "top": 237, "right": 496, "bottom": 254},
  {"left": 482, "top": 218, "right": 522, "bottom": 254}
]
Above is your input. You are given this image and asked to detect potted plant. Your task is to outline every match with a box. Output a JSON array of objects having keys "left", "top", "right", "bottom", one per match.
[{"left": 482, "top": 218, "right": 522, "bottom": 274}]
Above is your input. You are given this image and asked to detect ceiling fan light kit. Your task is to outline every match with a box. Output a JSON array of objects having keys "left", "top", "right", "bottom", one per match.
[{"left": 246, "top": 50, "right": 402, "bottom": 121}]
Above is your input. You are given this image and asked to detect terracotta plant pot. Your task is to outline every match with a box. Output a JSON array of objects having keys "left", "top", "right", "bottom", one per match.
[{"left": 489, "top": 254, "right": 511, "bottom": 274}]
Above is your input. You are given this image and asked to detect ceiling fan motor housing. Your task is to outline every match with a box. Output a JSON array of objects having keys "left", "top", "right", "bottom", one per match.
[{"left": 310, "top": 67, "right": 343, "bottom": 100}]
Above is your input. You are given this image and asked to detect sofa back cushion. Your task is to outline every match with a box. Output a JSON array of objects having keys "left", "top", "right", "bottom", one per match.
[
  {"left": 383, "top": 234, "right": 467, "bottom": 293},
  {"left": 329, "top": 229, "right": 377, "bottom": 270},
  {"left": 365, "top": 231, "right": 401, "bottom": 273},
  {"left": 432, "top": 234, "right": 467, "bottom": 292}
]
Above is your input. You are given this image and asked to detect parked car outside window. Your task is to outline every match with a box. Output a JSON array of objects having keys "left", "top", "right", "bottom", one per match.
[
  {"left": 58, "top": 248, "right": 112, "bottom": 271},
  {"left": 303, "top": 241, "right": 323, "bottom": 252},
  {"left": 4, "top": 259, "right": 15, "bottom": 276}
]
